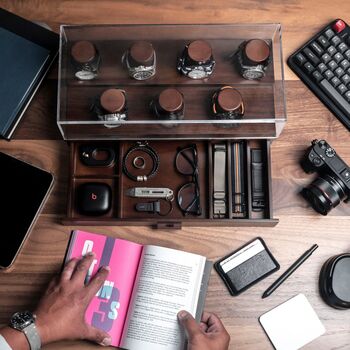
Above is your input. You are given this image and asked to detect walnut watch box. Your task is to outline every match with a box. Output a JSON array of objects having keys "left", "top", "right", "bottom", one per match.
[{"left": 57, "top": 24, "right": 286, "bottom": 228}]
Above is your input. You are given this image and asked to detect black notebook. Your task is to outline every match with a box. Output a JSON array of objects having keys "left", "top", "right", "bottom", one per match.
[{"left": 0, "top": 8, "right": 58, "bottom": 139}]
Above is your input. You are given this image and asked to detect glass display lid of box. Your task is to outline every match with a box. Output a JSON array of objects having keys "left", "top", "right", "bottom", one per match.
[{"left": 57, "top": 24, "right": 286, "bottom": 140}]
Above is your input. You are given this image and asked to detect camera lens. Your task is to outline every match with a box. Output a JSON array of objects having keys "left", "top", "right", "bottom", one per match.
[{"left": 302, "top": 174, "right": 347, "bottom": 215}]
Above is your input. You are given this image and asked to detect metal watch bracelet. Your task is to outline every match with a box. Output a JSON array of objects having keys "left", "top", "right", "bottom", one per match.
[{"left": 23, "top": 323, "right": 41, "bottom": 350}]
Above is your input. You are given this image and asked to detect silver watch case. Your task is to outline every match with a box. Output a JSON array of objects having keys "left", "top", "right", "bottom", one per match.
[
  {"left": 98, "top": 112, "right": 127, "bottom": 128},
  {"left": 177, "top": 57, "right": 215, "bottom": 79},
  {"left": 10, "top": 311, "right": 35, "bottom": 331},
  {"left": 241, "top": 64, "right": 266, "bottom": 80},
  {"left": 122, "top": 52, "right": 156, "bottom": 81}
]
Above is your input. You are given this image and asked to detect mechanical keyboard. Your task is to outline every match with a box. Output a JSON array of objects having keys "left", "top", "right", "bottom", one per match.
[{"left": 288, "top": 19, "right": 350, "bottom": 131}]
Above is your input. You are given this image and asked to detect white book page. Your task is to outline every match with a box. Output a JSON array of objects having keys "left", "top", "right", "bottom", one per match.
[{"left": 120, "top": 245, "right": 206, "bottom": 350}]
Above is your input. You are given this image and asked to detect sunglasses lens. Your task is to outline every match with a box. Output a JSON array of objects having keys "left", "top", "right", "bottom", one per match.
[
  {"left": 178, "top": 182, "right": 200, "bottom": 214},
  {"left": 176, "top": 148, "right": 196, "bottom": 175}
]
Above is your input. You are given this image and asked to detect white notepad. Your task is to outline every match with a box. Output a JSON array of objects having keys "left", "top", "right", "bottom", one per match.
[{"left": 259, "top": 294, "right": 326, "bottom": 350}]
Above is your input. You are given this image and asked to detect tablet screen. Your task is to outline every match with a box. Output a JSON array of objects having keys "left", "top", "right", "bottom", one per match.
[{"left": 0, "top": 152, "right": 53, "bottom": 268}]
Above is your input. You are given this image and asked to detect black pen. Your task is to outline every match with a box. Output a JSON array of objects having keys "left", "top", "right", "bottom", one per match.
[{"left": 262, "top": 244, "right": 319, "bottom": 299}]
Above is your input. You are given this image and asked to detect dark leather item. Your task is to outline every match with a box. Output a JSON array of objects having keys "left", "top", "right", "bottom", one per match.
[
  {"left": 319, "top": 253, "right": 350, "bottom": 309},
  {"left": 213, "top": 144, "right": 227, "bottom": 217}
]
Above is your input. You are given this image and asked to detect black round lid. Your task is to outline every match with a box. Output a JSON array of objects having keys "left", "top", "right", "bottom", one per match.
[{"left": 332, "top": 256, "right": 350, "bottom": 303}]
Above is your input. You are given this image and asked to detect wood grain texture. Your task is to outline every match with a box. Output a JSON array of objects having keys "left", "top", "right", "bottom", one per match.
[{"left": 0, "top": 1, "right": 349, "bottom": 349}]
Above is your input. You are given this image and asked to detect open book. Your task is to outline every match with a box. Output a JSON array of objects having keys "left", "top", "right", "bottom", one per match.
[{"left": 66, "top": 230, "right": 212, "bottom": 350}]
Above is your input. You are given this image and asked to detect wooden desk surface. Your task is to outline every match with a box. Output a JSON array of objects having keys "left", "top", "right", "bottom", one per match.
[{"left": 0, "top": 1, "right": 349, "bottom": 349}]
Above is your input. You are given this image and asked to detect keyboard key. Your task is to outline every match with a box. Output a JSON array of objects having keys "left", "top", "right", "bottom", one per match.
[
  {"left": 303, "top": 48, "right": 319, "bottom": 65},
  {"left": 334, "top": 52, "right": 344, "bottom": 63},
  {"left": 325, "top": 28, "right": 335, "bottom": 39},
  {"left": 324, "top": 69, "right": 334, "bottom": 80},
  {"left": 331, "top": 35, "right": 341, "bottom": 46},
  {"left": 333, "top": 20, "right": 347, "bottom": 34},
  {"left": 320, "top": 79, "right": 350, "bottom": 118},
  {"left": 335, "top": 67, "right": 345, "bottom": 78},
  {"left": 331, "top": 76, "right": 341, "bottom": 87},
  {"left": 318, "top": 35, "right": 330, "bottom": 48},
  {"left": 295, "top": 53, "right": 306, "bottom": 66},
  {"left": 322, "top": 53, "right": 331, "bottom": 63},
  {"left": 337, "top": 84, "right": 347, "bottom": 94},
  {"left": 310, "top": 42, "right": 324, "bottom": 56},
  {"left": 341, "top": 74, "right": 350, "bottom": 85},
  {"left": 338, "top": 42, "right": 348, "bottom": 53},
  {"left": 345, "top": 49, "right": 350, "bottom": 60},
  {"left": 345, "top": 91, "right": 350, "bottom": 102},
  {"left": 303, "top": 62, "right": 314, "bottom": 74},
  {"left": 317, "top": 63, "right": 327, "bottom": 73},
  {"left": 312, "top": 70, "right": 323, "bottom": 82},
  {"left": 327, "top": 45, "right": 337, "bottom": 56},
  {"left": 328, "top": 60, "right": 338, "bottom": 70},
  {"left": 340, "top": 60, "right": 350, "bottom": 70}
]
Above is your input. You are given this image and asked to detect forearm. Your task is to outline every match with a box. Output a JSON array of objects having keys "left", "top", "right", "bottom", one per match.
[{"left": 0, "top": 326, "right": 29, "bottom": 350}]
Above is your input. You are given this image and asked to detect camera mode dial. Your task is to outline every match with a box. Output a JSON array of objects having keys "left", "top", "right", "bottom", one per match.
[{"left": 326, "top": 147, "right": 336, "bottom": 158}]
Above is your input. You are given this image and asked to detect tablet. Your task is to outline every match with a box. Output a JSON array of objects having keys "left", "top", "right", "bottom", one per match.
[
  {"left": 0, "top": 8, "right": 59, "bottom": 139},
  {"left": 0, "top": 152, "right": 54, "bottom": 268}
]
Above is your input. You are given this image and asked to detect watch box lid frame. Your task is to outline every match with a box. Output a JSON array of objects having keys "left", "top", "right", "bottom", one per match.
[{"left": 57, "top": 23, "right": 286, "bottom": 141}]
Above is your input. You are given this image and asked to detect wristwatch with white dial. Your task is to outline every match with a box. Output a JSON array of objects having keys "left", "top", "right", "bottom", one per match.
[
  {"left": 9, "top": 311, "right": 41, "bottom": 350},
  {"left": 234, "top": 39, "right": 271, "bottom": 80}
]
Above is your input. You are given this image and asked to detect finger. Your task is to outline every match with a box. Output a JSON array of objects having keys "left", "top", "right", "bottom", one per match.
[
  {"left": 60, "top": 258, "right": 79, "bottom": 282},
  {"left": 177, "top": 310, "right": 202, "bottom": 340},
  {"left": 84, "top": 325, "right": 112, "bottom": 347},
  {"left": 45, "top": 275, "right": 59, "bottom": 295},
  {"left": 199, "top": 321, "right": 208, "bottom": 333},
  {"left": 201, "top": 312, "right": 226, "bottom": 333},
  {"left": 71, "top": 252, "right": 95, "bottom": 285},
  {"left": 86, "top": 266, "right": 110, "bottom": 299}
]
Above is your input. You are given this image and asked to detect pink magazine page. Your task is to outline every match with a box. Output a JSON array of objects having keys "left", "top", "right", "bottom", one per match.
[{"left": 66, "top": 230, "right": 143, "bottom": 347}]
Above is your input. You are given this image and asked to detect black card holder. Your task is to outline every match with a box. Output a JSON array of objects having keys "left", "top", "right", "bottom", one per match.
[{"left": 215, "top": 237, "right": 279, "bottom": 296}]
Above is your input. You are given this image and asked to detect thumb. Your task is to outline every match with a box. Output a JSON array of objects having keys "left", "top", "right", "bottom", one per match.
[
  {"left": 85, "top": 326, "right": 112, "bottom": 347},
  {"left": 178, "top": 310, "right": 202, "bottom": 340}
]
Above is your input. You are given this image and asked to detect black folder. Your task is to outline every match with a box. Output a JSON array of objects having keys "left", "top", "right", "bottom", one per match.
[{"left": 0, "top": 8, "right": 58, "bottom": 139}]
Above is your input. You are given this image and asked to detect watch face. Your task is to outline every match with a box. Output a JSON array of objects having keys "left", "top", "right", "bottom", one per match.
[
  {"left": 100, "top": 114, "right": 125, "bottom": 129},
  {"left": 11, "top": 311, "right": 34, "bottom": 330},
  {"left": 132, "top": 69, "right": 155, "bottom": 81},
  {"left": 242, "top": 68, "right": 264, "bottom": 80},
  {"left": 75, "top": 70, "right": 96, "bottom": 80},
  {"left": 187, "top": 69, "right": 207, "bottom": 79}
]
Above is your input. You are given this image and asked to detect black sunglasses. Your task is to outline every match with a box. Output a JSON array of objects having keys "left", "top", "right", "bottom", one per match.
[{"left": 175, "top": 144, "right": 202, "bottom": 216}]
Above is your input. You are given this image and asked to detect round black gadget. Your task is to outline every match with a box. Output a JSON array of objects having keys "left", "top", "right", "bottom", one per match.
[{"left": 319, "top": 253, "right": 350, "bottom": 309}]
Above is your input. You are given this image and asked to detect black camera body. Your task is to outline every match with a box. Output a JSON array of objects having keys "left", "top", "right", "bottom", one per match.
[{"left": 301, "top": 139, "right": 350, "bottom": 215}]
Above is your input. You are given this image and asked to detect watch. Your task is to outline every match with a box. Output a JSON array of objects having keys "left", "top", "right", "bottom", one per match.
[
  {"left": 10, "top": 311, "right": 41, "bottom": 350},
  {"left": 234, "top": 39, "right": 271, "bottom": 80}
]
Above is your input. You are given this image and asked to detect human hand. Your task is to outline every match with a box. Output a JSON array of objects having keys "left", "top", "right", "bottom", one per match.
[
  {"left": 178, "top": 310, "right": 230, "bottom": 350},
  {"left": 34, "top": 252, "right": 112, "bottom": 346}
]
